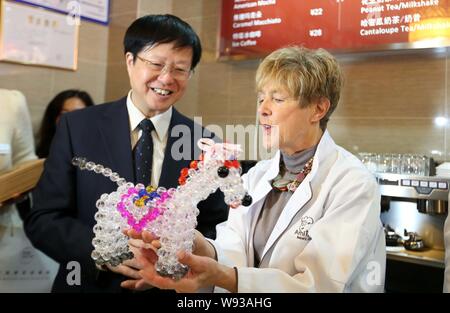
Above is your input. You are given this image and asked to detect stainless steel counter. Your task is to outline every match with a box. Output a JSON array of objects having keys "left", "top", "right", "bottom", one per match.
[{"left": 386, "top": 246, "right": 445, "bottom": 269}]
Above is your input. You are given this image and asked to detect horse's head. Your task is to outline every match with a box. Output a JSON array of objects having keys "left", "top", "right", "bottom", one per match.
[{"left": 197, "top": 138, "right": 252, "bottom": 208}]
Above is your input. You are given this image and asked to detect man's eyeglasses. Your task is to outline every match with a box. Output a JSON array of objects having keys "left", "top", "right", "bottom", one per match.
[{"left": 136, "top": 55, "right": 192, "bottom": 81}]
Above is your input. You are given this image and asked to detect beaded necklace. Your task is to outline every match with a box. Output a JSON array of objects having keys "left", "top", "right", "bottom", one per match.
[{"left": 272, "top": 157, "right": 314, "bottom": 192}]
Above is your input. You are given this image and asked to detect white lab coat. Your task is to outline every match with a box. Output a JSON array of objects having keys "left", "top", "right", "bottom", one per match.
[
  {"left": 212, "top": 131, "right": 386, "bottom": 292},
  {"left": 444, "top": 214, "right": 450, "bottom": 292},
  {"left": 0, "top": 89, "right": 36, "bottom": 172}
]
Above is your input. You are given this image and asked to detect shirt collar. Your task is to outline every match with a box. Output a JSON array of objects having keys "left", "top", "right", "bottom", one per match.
[{"left": 126, "top": 90, "right": 172, "bottom": 140}]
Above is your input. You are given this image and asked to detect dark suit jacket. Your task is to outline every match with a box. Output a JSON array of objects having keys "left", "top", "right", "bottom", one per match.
[{"left": 24, "top": 98, "right": 229, "bottom": 292}]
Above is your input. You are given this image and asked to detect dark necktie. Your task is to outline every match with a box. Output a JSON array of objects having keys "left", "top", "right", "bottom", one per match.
[{"left": 134, "top": 119, "right": 154, "bottom": 186}]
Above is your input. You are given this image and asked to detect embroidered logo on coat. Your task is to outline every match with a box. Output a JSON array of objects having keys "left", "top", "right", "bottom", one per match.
[{"left": 294, "top": 216, "right": 314, "bottom": 241}]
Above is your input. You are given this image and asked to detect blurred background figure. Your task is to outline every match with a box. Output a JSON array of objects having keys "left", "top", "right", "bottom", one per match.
[
  {"left": 36, "top": 89, "right": 94, "bottom": 158},
  {"left": 0, "top": 88, "right": 58, "bottom": 292},
  {"left": 0, "top": 89, "right": 36, "bottom": 216},
  {"left": 445, "top": 215, "right": 450, "bottom": 292},
  {"left": 0, "top": 89, "right": 36, "bottom": 172}
]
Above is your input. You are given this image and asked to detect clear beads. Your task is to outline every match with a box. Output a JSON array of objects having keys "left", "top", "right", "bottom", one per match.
[{"left": 71, "top": 140, "right": 251, "bottom": 276}]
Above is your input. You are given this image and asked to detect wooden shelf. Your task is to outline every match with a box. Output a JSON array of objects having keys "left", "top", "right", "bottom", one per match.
[{"left": 0, "top": 159, "right": 45, "bottom": 203}]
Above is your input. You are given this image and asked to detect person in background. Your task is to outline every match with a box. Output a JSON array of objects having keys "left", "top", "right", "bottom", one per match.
[
  {"left": 36, "top": 89, "right": 94, "bottom": 158},
  {"left": 129, "top": 46, "right": 386, "bottom": 293},
  {"left": 0, "top": 89, "right": 57, "bottom": 292},
  {"left": 444, "top": 215, "right": 450, "bottom": 292},
  {"left": 0, "top": 89, "right": 36, "bottom": 172},
  {"left": 24, "top": 14, "right": 228, "bottom": 292},
  {"left": 1, "top": 89, "right": 37, "bottom": 221},
  {"left": 15, "top": 90, "right": 93, "bottom": 220}
]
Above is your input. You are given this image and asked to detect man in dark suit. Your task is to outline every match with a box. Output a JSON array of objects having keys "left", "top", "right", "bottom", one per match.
[{"left": 24, "top": 14, "right": 228, "bottom": 292}]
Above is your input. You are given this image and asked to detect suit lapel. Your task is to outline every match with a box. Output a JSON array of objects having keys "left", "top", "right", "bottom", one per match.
[
  {"left": 159, "top": 108, "right": 188, "bottom": 189},
  {"left": 97, "top": 98, "right": 134, "bottom": 182}
]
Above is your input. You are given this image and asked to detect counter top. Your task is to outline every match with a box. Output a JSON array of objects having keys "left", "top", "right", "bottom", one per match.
[{"left": 386, "top": 246, "right": 445, "bottom": 268}]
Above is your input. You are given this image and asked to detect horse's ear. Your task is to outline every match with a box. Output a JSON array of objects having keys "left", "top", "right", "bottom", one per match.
[
  {"left": 221, "top": 143, "right": 242, "bottom": 160},
  {"left": 197, "top": 138, "right": 215, "bottom": 152}
]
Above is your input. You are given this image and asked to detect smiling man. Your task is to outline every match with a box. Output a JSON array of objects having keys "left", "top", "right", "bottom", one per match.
[{"left": 24, "top": 14, "right": 228, "bottom": 293}]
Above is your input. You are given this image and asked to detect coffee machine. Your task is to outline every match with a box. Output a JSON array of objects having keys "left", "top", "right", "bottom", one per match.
[
  {"left": 376, "top": 173, "right": 449, "bottom": 292},
  {"left": 377, "top": 173, "right": 449, "bottom": 215}
]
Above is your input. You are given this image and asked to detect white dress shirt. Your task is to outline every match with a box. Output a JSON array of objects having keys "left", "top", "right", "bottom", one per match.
[{"left": 126, "top": 90, "right": 172, "bottom": 187}]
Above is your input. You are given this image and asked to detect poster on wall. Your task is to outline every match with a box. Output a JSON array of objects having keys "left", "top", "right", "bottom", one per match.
[
  {"left": 0, "top": 0, "right": 79, "bottom": 70},
  {"left": 219, "top": 0, "right": 450, "bottom": 59},
  {"left": 12, "top": 0, "right": 109, "bottom": 25}
]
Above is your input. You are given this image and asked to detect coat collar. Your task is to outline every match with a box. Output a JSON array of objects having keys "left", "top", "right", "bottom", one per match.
[
  {"left": 306, "top": 130, "right": 336, "bottom": 182},
  {"left": 158, "top": 108, "right": 190, "bottom": 188},
  {"left": 250, "top": 151, "right": 281, "bottom": 205}
]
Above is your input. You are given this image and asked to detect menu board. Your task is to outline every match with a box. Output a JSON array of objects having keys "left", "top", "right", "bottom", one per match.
[{"left": 219, "top": 0, "right": 450, "bottom": 59}]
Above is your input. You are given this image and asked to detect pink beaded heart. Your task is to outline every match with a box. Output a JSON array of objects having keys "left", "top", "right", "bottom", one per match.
[{"left": 116, "top": 186, "right": 169, "bottom": 232}]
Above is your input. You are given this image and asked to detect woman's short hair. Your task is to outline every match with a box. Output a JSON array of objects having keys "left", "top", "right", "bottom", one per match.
[{"left": 256, "top": 46, "right": 343, "bottom": 130}]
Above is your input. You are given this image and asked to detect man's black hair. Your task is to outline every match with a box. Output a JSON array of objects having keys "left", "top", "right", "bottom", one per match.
[{"left": 124, "top": 14, "right": 202, "bottom": 70}]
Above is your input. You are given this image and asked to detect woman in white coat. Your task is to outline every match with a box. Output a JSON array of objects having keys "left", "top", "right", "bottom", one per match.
[
  {"left": 444, "top": 215, "right": 450, "bottom": 292},
  {"left": 129, "top": 46, "right": 386, "bottom": 293}
]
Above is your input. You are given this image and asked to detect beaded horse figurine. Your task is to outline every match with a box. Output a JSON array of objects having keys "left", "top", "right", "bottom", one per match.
[{"left": 72, "top": 138, "right": 252, "bottom": 280}]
